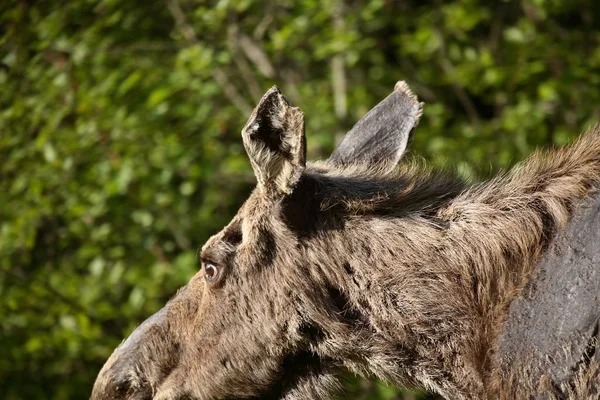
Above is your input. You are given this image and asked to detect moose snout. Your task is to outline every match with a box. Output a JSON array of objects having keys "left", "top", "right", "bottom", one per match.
[{"left": 91, "top": 309, "right": 180, "bottom": 400}]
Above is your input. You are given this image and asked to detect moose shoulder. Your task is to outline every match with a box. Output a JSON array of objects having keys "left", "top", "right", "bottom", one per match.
[{"left": 92, "top": 83, "right": 600, "bottom": 400}]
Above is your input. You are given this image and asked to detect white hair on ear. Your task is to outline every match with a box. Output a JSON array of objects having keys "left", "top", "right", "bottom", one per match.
[{"left": 242, "top": 86, "right": 306, "bottom": 196}]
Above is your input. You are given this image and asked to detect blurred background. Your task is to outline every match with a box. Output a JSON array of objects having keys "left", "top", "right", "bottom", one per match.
[{"left": 1, "top": 0, "right": 600, "bottom": 399}]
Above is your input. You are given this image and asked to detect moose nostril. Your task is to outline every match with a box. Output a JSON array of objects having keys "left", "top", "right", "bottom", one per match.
[
  {"left": 110, "top": 377, "right": 134, "bottom": 398},
  {"left": 92, "top": 377, "right": 130, "bottom": 400},
  {"left": 109, "top": 378, "right": 153, "bottom": 400},
  {"left": 114, "top": 378, "right": 131, "bottom": 395}
]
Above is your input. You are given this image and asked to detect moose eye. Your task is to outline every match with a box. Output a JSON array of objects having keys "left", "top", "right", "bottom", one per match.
[{"left": 204, "top": 263, "right": 219, "bottom": 282}]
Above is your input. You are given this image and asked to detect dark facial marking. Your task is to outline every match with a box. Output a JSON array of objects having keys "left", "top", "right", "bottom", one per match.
[
  {"left": 281, "top": 176, "right": 320, "bottom": 237},
  {"left": 299, "top": 321, "right": 326, "bottom": 344},
  {"left": 256, "top": 225, "right": 277, "bottom": 268},
  {"left": 342, "top": 261, "right": 353, "bottom": 275},
  {"left": 223, "top": 226, "right": 243, "bottom": 247},
  {"left": 325, "top": 284, "right": 368, "bottom": 326},
  {"left": 282, "top": 175, "right": 346, "bottom": 238}
]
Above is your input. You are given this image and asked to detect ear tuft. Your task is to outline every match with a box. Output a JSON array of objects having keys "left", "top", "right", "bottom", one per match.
[
  {"left": 394, "top": 80, "right": 424, "bottom": 119},
  {"left": 329, "top": 80, "right": 423, "bottom": 172},
  {"left": 242, "top": 86, "right": 306, "bottom": 196}
]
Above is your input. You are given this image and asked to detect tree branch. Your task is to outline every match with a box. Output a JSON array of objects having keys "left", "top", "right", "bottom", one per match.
[
  {"left": 438, "top": 57, "right": 481, "bottom": 126},
  {"left": 237, "top": 33, "right": 276, "bottom": 79},
  {"left": 236, "top": 31, "right": 301, "bottom": 104},
  {"left": 166, "top": 0, "right": 252, "bottom": 115},
  {"left": 331, "top": 0, "right": 348, "bottom": 125},
  {"left": 228, "top": 26, "right": 265, "bottom": 101}
]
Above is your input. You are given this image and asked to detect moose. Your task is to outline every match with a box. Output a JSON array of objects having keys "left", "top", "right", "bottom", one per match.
[{"left": 92, "top": 82, "right": 600, "bottom": 399}]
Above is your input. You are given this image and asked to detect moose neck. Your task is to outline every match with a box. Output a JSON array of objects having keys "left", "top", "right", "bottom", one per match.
[
  {"left": 304, "top": 212, "right": 492, "bottom": 398},
  {"left": 296, "top": 134, "right": 600, "bottom": 398}
]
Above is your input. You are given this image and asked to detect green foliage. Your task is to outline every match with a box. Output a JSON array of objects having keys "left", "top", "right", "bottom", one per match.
[{"left": 1, "top": 0, "right": 599, "bottom": 398}]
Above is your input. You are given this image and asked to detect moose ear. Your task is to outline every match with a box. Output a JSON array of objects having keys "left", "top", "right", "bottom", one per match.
[
  {"left": 328, "top": 81, "right": 423, "bottom": 172},
  {"left": 242, "top": 86, "right": 306, "bottom": 196}
]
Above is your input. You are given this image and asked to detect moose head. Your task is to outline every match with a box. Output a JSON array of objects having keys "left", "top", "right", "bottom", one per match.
[{"left": 91, "top": 83, "right": 600, "bottom": 400}]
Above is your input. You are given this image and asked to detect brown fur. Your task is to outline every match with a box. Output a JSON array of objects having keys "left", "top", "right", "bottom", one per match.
[{"left": 92, "top": 86, "right": 600, "bottom": 400}]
